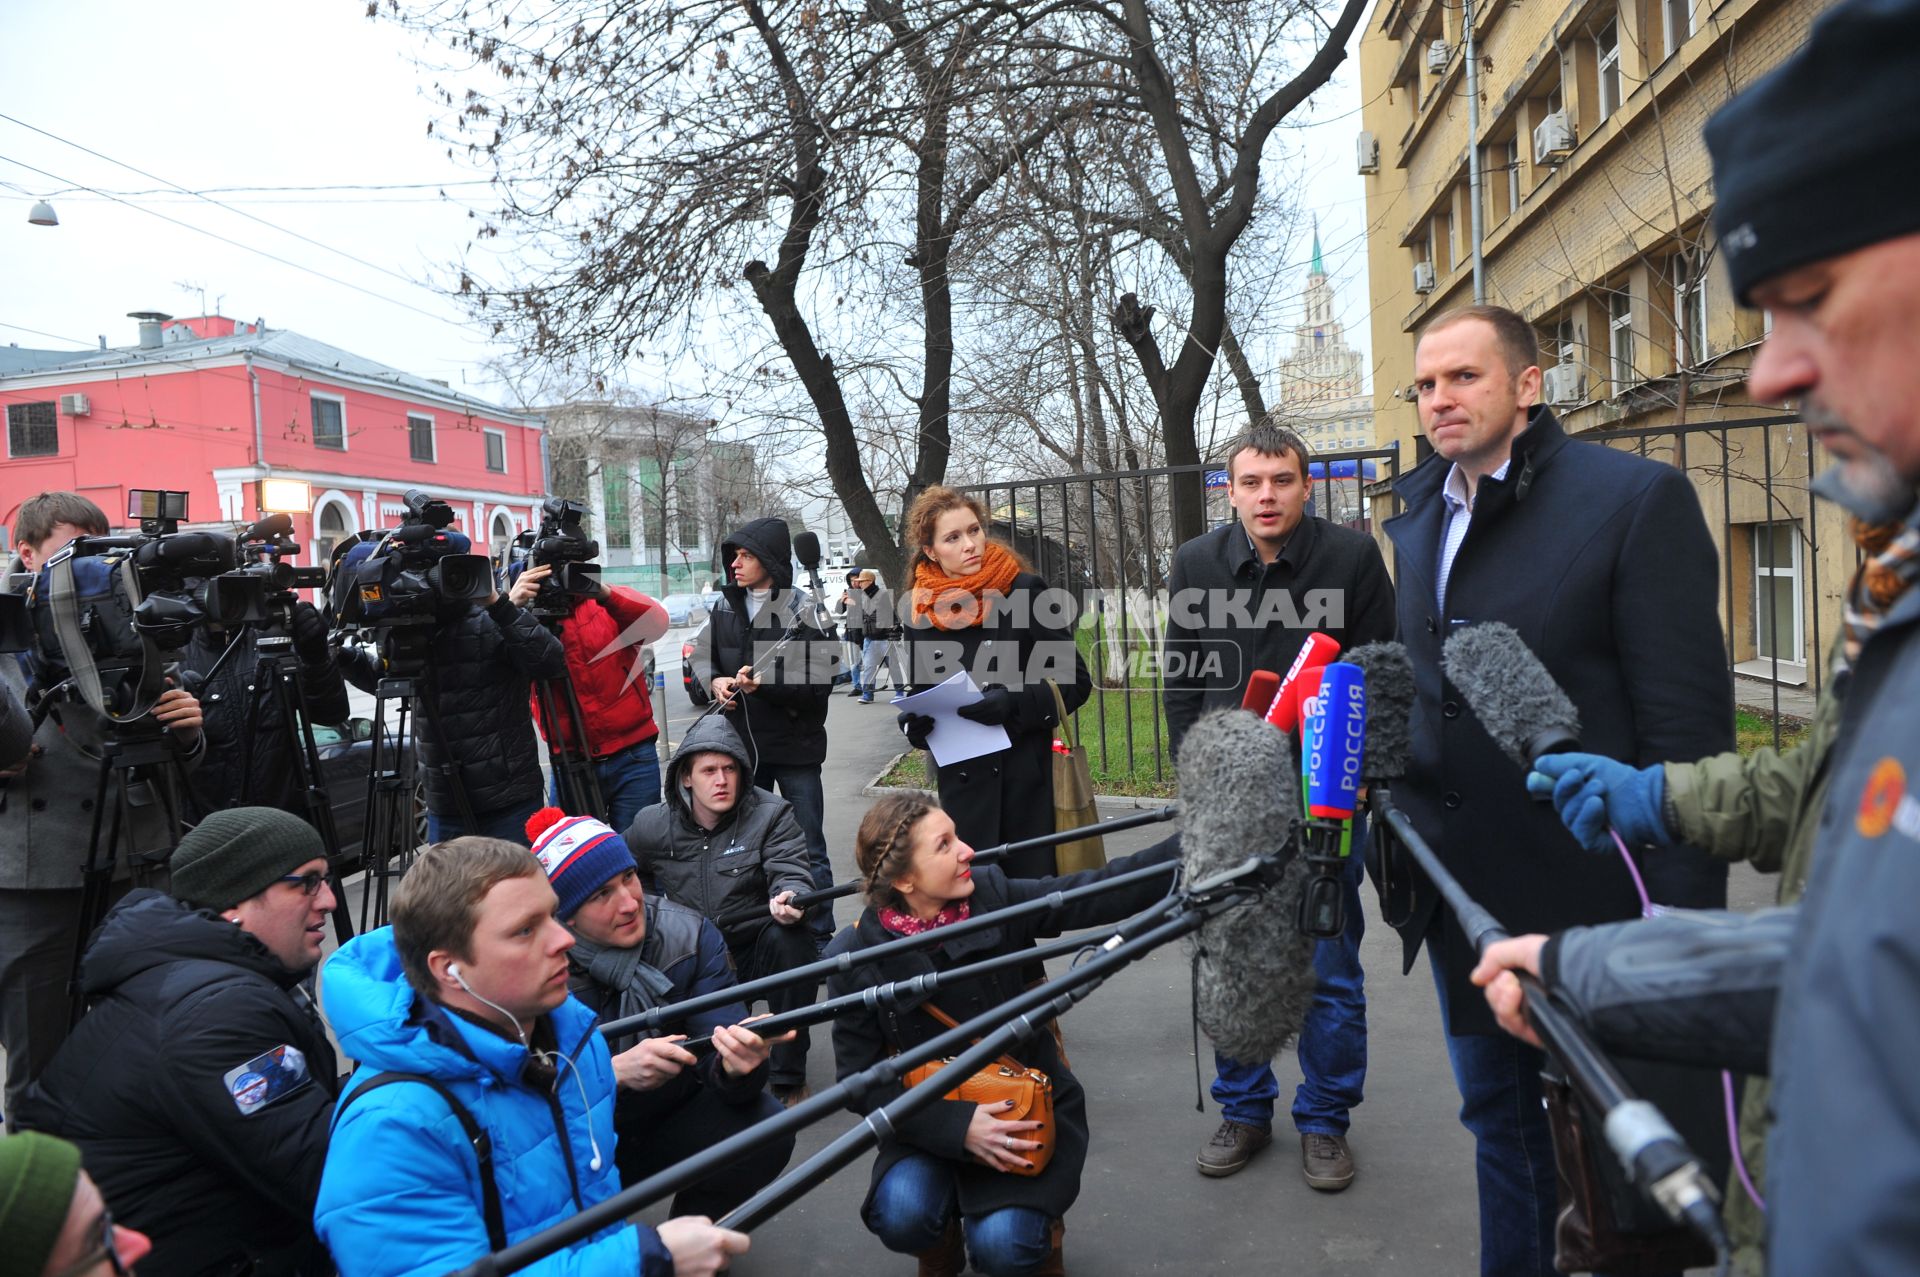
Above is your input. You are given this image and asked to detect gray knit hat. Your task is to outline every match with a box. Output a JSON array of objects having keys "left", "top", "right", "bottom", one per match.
[{"left": 170, "top": 807, "right": 327, "bottom": 910}]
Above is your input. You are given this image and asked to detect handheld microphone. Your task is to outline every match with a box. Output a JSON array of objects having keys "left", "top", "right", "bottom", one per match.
[
  {"left": 792, "top": 530, "right": 823, "bottom": 572},
  {"left": 1441, "top": 621, "right": 1581, "bottom": 768},
  {"left": 1298, "top": 662, "right": 1365, "bottom": 938},
  {"left": 1264, "top": 633, "right": 1340, "bottom": 733},
  {"left": 1177, "top": 709, "right": 1318, "bottom": 1064},
  {"left": 1239, "top": 668, "right": 1282, "bottom": 715}
]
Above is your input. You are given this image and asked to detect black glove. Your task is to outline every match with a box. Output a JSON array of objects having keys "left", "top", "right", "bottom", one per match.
[
  {"left": 897, "top": 711, "right": 935, "bottom": 751},
  {"left": 290, "top": 602, "right": 331, "bottom": 663},
  {"left": 956, "top": 685, "right": 1016, "bottom": 727}
]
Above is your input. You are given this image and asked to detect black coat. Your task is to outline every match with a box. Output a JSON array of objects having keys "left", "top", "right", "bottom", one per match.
[
  {"left": 16, "top": 891, "right": 340, "bottom": 1277},
  {"left": 1382, "top": 408, "right": 1734, "bottom": 1033},
  {"left": 184, "top": 625, "right": 350, "bottom": 817},
  {"left": 1163, "top": 514, "right": 1397, "bottom": 759},
  {"left": 902, "top": 572, "right": 1092, "bottom": 875},
  {"left": 825, "top": 836, "right": 1181, "bottom": 1224},
  {"left": 704, "top": 517, "right": 834, "bottom": 770},
  {"left": 339, "top": 598, "right": 565, "bottom": 817}
]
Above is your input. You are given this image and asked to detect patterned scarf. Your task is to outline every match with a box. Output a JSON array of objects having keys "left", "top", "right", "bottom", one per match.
[
  {"left": 878, "top": 901, "right": 972, "bottom": 936},
  {"left": 1841, "top": 514, "right": 1920, "bottom": 670},
  {"left": 910, "top": 541, "right": 1024, "bottom": 631}
]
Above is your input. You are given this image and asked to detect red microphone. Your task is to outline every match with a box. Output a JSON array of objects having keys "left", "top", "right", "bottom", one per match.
[
  {"left": 1265, "top": 634, "right": 1341, "bottom": 733},
  {"left": 1239, "top": 669, "right": 1282, "bottom": 715}
]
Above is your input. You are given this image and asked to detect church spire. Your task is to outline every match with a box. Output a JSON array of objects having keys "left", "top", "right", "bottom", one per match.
[{"left": 1311, "top": 219, "right": 1325, "bottom": 277}]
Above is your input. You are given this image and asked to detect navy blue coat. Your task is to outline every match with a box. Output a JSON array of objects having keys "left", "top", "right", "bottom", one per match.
[{"left": 1382, "top": 408, "right": 1734, "bottom": 1034}]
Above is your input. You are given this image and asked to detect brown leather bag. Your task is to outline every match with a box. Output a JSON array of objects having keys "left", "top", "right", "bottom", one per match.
[
  {"left": 1047, "top": 679, "right": 1105, "bottom": 875},
  {"left": 902, "top": 1002, "right": 1056, "bottom": 1176}
]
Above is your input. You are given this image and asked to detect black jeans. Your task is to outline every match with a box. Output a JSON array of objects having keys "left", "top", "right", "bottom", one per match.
[
  {"left": 613, "top": 1081, "right": 793, "bottom": 1218},
  {"left": 727, "top": 917, "right": 820, "bottom": 1088}
]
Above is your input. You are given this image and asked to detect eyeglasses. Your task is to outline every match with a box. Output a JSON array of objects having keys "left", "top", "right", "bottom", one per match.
[
  {"left": 277, "top": 871, "right": 329, "bottom": 897},
  {"left": 48, "top": 1210, "right": 133, "bottom": 1277}
]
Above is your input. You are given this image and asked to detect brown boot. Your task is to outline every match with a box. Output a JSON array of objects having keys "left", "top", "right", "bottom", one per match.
[
  {"left": 1033, "top": 1218, "right": 1065, "bottom": 1277},
  {"left": 915, "top": 1217, "right": 964, "bottom": 1277}
]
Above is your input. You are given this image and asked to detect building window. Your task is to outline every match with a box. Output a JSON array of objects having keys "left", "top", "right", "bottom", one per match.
[
  {"left": 1432, "top": 207, "right": 1454, "bottom": 272},
  {"left": 1595, "top": 20, "right": 1621, "bottom": 121},
  {"left": 313, "top": 498, "right": 355, "bottom": 569},
  {"left": 603, "top": 468, "right": 631, "bottom": 548},
  {"left": 1505, "top": 137, "right": 1521, "bottom": 214},
  {"left": 484, "top": 428, "right": 507, "bottom": 473},
  {"left": 408, "top": 414, "right": 436, "bottom": 463},
  {"left": 675, "top": 459, "right": 702, "bottom": 545},
  {"left": 312, "top": 395, "right": 346, "bottom": 451},
  {"left": 1674, "top": 258, "right": 1709, "bottom": 365},
  {"left": 1608, "top": 289, "right": 1635, "bottom": 392},
  {"left": 1752, "top": 522, "right": 1804, "bottom": 668},
  {"left": 1663, "top": 0, "right": 1695, "bottom": 59},
  {"left": 7, "top": 401, "right": 58, "bottom": 458},
  {"left": 490, "top": 511, "right": 516, "bottom": 566}
]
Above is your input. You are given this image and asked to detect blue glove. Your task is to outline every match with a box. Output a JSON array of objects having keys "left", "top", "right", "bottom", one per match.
[{"left": 1527, "top": 752, "right": 1670, "bottom": 853}]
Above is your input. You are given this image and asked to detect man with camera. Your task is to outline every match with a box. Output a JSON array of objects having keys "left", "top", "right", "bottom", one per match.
[
  {"left": 510, "top": 499, "right": 671, "bottom": 831},
  {"left": 336, "top": 498, "right": 566, "bottom": 844},
  {"left": 2, "top": 491, "right": 206, "bottom": 1124},
  {"left": 17, "top": 806, "right": 341, "bottom": 1276}
]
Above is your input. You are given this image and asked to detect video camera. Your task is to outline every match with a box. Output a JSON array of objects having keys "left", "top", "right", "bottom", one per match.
[
  {"left": 328, "top": 488, "right": 495, "bottom": 633},
  {"left": 1, "top": 489, "right": 267, "bottom": 720},
  {"left": 506, "top": 497, "right": 601, "bottom": 621},
  {"left": 233, "top": 512, "right": 329, "bottom": 636}
]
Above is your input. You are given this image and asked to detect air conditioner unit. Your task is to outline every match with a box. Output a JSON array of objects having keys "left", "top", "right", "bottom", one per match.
[
  {"left": 1532, "top": 110, "right": 1576, "bottom": 165},
  {"left": 1356, "top": 131, "right": 1380, "bottom": 175},
  {"left": 1542, "top": 363, "right": 1586, "bottom": 406},
  {"left": 58, "top": 393, "right": 90, "bottom": 417},
  {"left": 1427, "top": 39, "right": 1450, "bottom": 74},
  {"left": 1413, "top": 261, "right": 1437, "bottom": 294}
]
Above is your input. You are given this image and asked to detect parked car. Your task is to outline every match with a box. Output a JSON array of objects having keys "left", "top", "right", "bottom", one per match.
[
  {"left": 659, "top": 592, "right": 710, "bottom": 627},
  {"left": 683, "top": 623, "right": 711, "bottom": 706},
  {"left": 313, "top": 717, "right": 423, "bottom": 861}
]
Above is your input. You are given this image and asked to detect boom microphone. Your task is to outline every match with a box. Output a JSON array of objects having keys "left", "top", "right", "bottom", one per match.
[
  {"left": 1343, "top": 642, "right": 1414, "bottom": 783},
  {"left": 1239, "top": 668, "right": 1282, "bottom": 715},
  {"left": 1177, "top": 709, "right": 1317, "bottom": 1064},
  {"left": 1441, "top": 621, "right": 1580, "bottom": 767},
  {"left": 792, "top": 530, "right": 822, "bottom": 572}
]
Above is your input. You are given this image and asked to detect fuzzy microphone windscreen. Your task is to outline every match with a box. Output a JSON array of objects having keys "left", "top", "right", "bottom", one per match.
[
  {"left": 1343, "top": 641, "right": 1415, "bottom": 781},
  {"left": 1177, "top": 709, "right": 1318, "bottom": 1065},
  {"left": 1441, "top": 622, "right": 1581, "bottom": 767}
]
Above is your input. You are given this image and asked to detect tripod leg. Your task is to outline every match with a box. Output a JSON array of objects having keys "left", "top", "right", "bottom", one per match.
[{"left": 269, "top": 660, "right": 354, "bottom": 944}]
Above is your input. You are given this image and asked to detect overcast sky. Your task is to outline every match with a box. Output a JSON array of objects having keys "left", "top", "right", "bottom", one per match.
[{"left": 1, "top": 1, "right": 1378, "bottom": 440}]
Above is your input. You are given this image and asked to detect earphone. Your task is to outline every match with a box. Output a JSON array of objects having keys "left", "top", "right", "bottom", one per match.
[{"left": 445, "top": 962, "right": 603, "bottom": 1172}]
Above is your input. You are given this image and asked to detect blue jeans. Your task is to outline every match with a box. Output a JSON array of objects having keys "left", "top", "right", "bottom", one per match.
[
  {"left": 753, "top": 761, "right": 834, "bottom": 944},
  {"left": 426, "top": 794, "right": 545, "bottom": 846},
  {"left": 550, "top": 738, "right": 661, "bottom": 832},
  {"left": 868, "top": 1153, "right": 1053, "bottom": 1277},
  {"left": 1212, "top": 826, "right": 1368, "bottom": 1136},
  {"left": 1428, "top": 940, "right": 1559, "bottom": 1277}
]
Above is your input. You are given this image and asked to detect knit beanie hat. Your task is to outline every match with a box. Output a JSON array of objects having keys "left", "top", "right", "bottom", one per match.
[
  {"left": 0, "top": 1130, "right": 83, "bottom": 1277},
  {"left": 525, "top": 807, "right": 640, "bottom": 920},
  {"left": 1707, "top": 0, "right": 1920, "bottom": 304},
  {"left": 170, "top": 806, "right": 327, "bottom": 911}
]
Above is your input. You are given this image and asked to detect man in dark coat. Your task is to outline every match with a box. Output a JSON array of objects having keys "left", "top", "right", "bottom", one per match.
[
  {"left": 1384, "top": 305, "right": 1733, "bottom": 1277},
  {"left": 1164, "top": 423, "right": 1395, "bottom": 1192},
  {"left": 336, "top": 545, "right": 566, "bottom": 843},
  {"left": 16, "top": 807, "right": 342, "bottom": 1276},
  {"left": 695, "top": 516, "right": 836, "bottom": 944}
]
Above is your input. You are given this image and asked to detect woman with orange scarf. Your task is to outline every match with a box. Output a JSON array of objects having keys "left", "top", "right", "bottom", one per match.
[{"left": 895, "top": 487, "right": 1091, "bottom": 877}]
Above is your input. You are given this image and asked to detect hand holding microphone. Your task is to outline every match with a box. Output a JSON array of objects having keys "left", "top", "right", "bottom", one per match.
[{"left": 1527, "top": 753, "right": 1672, "bottom": 853}]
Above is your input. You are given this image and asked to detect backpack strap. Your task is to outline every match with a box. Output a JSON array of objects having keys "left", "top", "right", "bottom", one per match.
[{"left": 334, "top": 1071, "right": 506, "bottom": 1252}]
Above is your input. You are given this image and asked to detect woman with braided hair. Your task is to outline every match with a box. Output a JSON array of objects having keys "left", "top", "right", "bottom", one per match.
[
  {"left": 825, "top": 793, "right": 1179, "bottom": 1277},
  {"left": 896, "top": 487, "right": 1092, "bottom": 878}
]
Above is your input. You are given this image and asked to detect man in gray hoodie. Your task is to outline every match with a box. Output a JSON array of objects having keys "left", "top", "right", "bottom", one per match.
[{"left": 624, "top": 715, "right": 820, "bottom": 1104}]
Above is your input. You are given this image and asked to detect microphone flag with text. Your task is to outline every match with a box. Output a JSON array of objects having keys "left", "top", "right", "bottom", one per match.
[{"left": 1298, "top": 661, "right": 1365, "bottom": 939}]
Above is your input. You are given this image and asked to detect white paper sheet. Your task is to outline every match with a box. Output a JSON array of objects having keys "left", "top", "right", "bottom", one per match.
[{"left": 891, "top": 670, "right": 1013, "bottom": 767}]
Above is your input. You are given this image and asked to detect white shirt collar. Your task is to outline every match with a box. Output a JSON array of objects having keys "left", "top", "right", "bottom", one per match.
[{"left": 1442, "top": 457, "right": 1512, "bottom": 513}]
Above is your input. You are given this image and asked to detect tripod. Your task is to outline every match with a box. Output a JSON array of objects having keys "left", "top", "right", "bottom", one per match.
[
  {"left": 530, "top": 651, "right": 606, "bottom": 822},
  {"left": 356, "top": 663, "right": 476, "bottom": 932}
]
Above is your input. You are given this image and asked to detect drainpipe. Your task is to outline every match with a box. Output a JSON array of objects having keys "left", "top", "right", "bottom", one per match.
[{"left": 1465, "top": 0, "right": 1486, "bottom": 303}]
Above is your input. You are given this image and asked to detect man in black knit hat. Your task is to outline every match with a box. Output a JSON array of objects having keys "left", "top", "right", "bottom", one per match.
[{"left": 17, "top": 806, "right": 340, "bottom": 1277}]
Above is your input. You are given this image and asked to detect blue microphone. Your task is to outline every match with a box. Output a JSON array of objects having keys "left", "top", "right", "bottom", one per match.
[{"left": 1298, "top": 661, "right": 1366, "bottom": 938}]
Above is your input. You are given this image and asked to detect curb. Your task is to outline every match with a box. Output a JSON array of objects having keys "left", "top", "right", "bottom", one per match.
[{"left": 863, "top": 750, "right": 1173, "bottom": 809}]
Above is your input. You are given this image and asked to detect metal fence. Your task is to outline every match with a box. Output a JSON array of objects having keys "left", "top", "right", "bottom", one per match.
[{"left": 963, "top": 414, "right": 1843, "bottom": 789}]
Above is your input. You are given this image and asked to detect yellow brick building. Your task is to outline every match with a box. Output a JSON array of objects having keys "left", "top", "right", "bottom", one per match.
[{"left": 1358, "top": 0, "right": 1849, "bottom": 698}]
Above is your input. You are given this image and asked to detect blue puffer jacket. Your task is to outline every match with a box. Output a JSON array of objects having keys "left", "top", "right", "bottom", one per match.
[{"left": 313, "top": 928, "right": 672, "bottom": 1277}]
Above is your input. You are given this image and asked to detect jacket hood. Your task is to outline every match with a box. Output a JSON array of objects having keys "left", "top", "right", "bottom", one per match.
[
  {"left": 663, "top": 713, "right": 755, "bottom": 823},
  {"left": 319, "top": 926, "right": 600, "bottom": 1085},
  {"left": 720, "top": 517, "right": 794, "bottom": 592},
  {"left": 81, "top": 889, "right": 300, "bottom": 995}
]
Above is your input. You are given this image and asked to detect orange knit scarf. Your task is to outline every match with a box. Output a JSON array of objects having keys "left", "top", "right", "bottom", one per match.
[{"left": 910, "top": 541, "right": 1024, "bottom": 631}]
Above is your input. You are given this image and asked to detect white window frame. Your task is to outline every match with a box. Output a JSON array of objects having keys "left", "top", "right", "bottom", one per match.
[
  {"left": 484, "top": 427, "right": 507, "bottom": 474},
  {"left": 1745, "top": 522, "right": 1806, "bottom": 677},
  {"left": 1608, "top": 290, "right": 1635, "bottom": 392},
  {"left": 311, "top": 392, "right": 348, "bottom": 452},
  {"left": 407, "top": 413, "right": 437, "bottom": 464},
  {"left": 1505, "top": 137, "right": 1521, "bottom": 213},
  {"left": 1674, "top": 258, "right": 1709, "bottom": 365},
  {"left": 1663, "top": 0, "right": 1695, "bottom": 58},
  {"left": 1595, "top": 19, "right": 1622, "bottom": 121}
]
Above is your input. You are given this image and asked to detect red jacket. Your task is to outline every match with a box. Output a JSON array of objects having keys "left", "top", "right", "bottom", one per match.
[{"left": 530, "top": 587, "right": 668, "bottom": 756}]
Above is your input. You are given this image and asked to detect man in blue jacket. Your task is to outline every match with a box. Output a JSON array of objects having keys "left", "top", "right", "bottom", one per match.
[{"left": 314, "top": 836, "right": 749, "bottom": 1276}]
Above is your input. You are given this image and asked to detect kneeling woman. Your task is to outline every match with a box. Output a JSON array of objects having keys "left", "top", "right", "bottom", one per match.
[{"left": 826, "top": 793, "right": 1180, "bottom": 1276}]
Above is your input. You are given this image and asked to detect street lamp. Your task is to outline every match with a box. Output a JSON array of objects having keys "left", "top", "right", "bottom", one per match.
[{"left": 27, "top": 200, "right": 58, "bottom": 227}]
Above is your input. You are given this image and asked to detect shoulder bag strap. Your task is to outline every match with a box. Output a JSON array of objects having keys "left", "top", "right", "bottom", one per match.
[{"left": 916, "top": 1001, "right": 1028, "bottom": 1074}]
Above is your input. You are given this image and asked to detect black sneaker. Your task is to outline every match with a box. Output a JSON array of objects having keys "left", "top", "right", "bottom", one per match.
[
  {"left": 1301, "top": 1133, "right": 1356, "bottom": 1191},
  {"left": 1195, "top": 1119, "right": 1272, "bottom": 1178}
]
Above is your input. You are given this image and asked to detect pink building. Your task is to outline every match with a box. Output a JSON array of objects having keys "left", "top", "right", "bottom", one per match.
[{"left": 0, "top": 312, "right": 546, "bottom": 568}]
